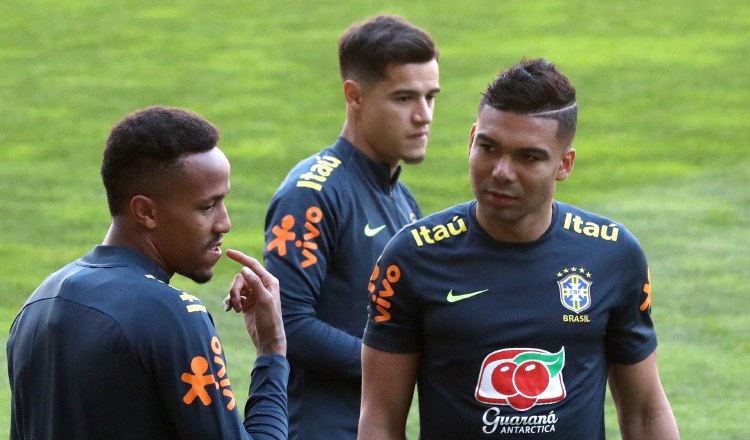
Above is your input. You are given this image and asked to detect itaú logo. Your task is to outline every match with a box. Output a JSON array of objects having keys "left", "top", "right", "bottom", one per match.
[{"left": 475, "top": 347, "right": 566, "bottom": 411}]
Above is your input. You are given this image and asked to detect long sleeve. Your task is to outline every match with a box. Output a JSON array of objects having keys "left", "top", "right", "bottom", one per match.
[
  {"left": 243, "top": 354, "right": 290, "bottom": 439},
  {"left": 264, "top": 184, "right": 364, "bottom": 380}
]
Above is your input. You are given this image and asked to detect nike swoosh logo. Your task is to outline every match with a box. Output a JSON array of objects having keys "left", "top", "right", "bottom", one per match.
[
  {"left": 446, "top": 289, "right": 490, "bottom": 303},
  {"left": 364, "top": 224, "right": 387, "bottom": 237}
]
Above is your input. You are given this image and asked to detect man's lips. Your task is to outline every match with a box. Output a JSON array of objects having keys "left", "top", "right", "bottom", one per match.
[
  {"left": 209, "top": 240, "right": 223, "bottom": 255},
  {"left": 486, "top": 190, "right": 517, "bottom": 204}
]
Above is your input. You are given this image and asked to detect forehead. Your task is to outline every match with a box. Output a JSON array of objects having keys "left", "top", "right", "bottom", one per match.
[
  {"left": 171, "top": 147, "right": 230, "bottom": 197},
  {"left": 475, "top": 105, "right": 561, "bottom": 149},
  {"left": 371, "top": 59, "right": 439, "bottom": 92}
]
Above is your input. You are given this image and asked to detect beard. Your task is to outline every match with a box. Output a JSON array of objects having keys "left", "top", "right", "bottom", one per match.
[{"left": 186, "top": 269, "right": 214, "bottom": 284}]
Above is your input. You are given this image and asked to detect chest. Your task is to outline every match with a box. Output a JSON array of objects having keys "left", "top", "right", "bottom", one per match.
[
  {"left": 337, "top": 188, "right": 417, "bottom": 258},
  {"left": 412, "top": 243, "right": 626, "bottom": 352}
]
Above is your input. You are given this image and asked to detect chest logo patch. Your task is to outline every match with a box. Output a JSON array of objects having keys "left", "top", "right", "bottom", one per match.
[
  {"left": 364, "top": 223, "right": 386, "bottom": 237},
  {"left": 446, "top": 288, "right": 489, "bottom": 303},
  {"left": 476, "top": 347, "right": 566, "bottom": 411},
  {"left": 556, "top": 267, "right": 592, "bottom": 314}
]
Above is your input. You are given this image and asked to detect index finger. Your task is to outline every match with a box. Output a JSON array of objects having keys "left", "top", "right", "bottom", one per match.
[
  {"left": 226, "top": 249, "right": 262, "bottom": 270},
  {"left": 225, "top": 249, "right": 277, "bottom": 289}
]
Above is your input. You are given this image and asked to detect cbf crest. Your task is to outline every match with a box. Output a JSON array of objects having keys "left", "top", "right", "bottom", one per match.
[{"left": 557, "top": 267, "right": 592, "bottom": 314}]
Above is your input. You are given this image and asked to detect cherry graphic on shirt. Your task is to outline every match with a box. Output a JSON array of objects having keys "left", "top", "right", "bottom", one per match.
[
  {"left": 513, "top": 360, "right": 550, "bottom": 398},
  {"left": 490, "top": 361, "right": 518, "bottom": 396},
  {"left": 476, "top": 348, "right": 566, "bottom": 411},
  {"left": 507, "top": 394, "right": 537, "bottom": 411}
]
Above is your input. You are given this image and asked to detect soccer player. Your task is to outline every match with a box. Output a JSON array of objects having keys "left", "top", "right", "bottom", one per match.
[
  {"left": 359, "top": 59, "right": 679, "bottom": 439},
  {"left": 261, "top": 15, "right": 440, "bottom": 439},
  {"left": 7, "top": 106, "right": 289, "bottom": 439}
]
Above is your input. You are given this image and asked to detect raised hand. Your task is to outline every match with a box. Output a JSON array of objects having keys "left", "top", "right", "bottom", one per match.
[{"left": 224, "top": 249, "right": 286, "bottom": 357}]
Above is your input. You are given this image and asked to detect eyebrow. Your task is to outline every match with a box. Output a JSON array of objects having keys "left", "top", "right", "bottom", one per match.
[
  {"left": 389, "top": 86, "right": 441, "bottom": 96},
  {"left": 474, "top": 133, "right": 550, "bottom": 159},
  {"left": 202, "top": 188, "right": 231, "bottom": 203},
  {"left": 474, "top": 133, "right": 498, "bottom": 146}
]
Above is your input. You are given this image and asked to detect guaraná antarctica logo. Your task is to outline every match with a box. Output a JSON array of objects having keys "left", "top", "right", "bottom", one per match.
[{"left": 475, "top": 347, "right": 566, "bottom": 411}]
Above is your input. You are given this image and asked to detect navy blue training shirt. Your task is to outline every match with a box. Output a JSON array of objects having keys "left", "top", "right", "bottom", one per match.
[
  {"left": 364, "top": 201, "right": 657, "bottom": 439},
  {"left": 263, "top": 137, "right": 421, "bottom": 439},
  {"left": 7, "top": 245, "right": 289, "bottom": 440}
]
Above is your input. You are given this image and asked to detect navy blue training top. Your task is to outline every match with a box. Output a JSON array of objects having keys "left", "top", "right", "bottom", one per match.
[
  {"left": 7, "top": 245, "right": 289, "bottom": 440},
  {"left": 364, "top": 201, "right": 657, "bottom": 439},
  {"left": 263, "top": 137, "right": 421, "bottom": 439}
]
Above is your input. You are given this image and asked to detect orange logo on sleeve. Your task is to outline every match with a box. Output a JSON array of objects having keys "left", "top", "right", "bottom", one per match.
[
  {"left": 266, "top": 206, "right": 323, "bottom": 268},
  {"left": 181, "top": 357, "right": 216, "bottom": 405},
  {"left": 639, "top": 269, "right": 652, "bottom": 312},
  {"left": 210, "top": 337, "right": 236, "bottom": 410},
  {"left": 368, "top": 264, "right": 401, "bottom": 322},
  {"left": 180, "top": 337, "right": 236, "bottom": 411},
  {"left": 267, "top": 215, "right": 296, "bottom": 256}
]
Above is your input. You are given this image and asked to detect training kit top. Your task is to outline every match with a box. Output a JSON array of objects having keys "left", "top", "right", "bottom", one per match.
[
  {"left": 7, "top": 245, "right": 289, "bottom": 440},
  {"left": 264, "top": 136, "right": 421, "bottom": 439},
  {"left": 364, "top": 201, "right": 657, "bottom": 439}
]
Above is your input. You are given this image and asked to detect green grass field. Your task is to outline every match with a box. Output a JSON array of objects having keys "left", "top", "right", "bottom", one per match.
[{"left": 1, "top": 0, "right": 748, "bottom": 437}]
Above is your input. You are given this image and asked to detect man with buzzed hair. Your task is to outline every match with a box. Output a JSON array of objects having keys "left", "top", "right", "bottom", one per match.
[
  {"left": 8, "top": 106, "right": 289, "bottom": 439},
  {"left": 360, "top": 59, "right": 679, "bottom": 439},
  {"left": 261, "top": 14, "right": 440, "bottom": 439}
]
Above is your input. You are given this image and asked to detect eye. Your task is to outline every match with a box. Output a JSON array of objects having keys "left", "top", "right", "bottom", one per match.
[
  {"left": 524, "top": 152, "right": 549, "bottom": 163},
  {"left": 478, "top": 143, "right": 495, "bottom": 153}
]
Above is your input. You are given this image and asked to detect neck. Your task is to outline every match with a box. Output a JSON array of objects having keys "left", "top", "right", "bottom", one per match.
[
  {"left": 340, "top": 122, "right": 399, "bottom": 177},
  {"left": 102, "top": 221, "right": 167, "bottom": 273},
  {"left": 475, "top": 203, "right": 554, "bottom": 243}
]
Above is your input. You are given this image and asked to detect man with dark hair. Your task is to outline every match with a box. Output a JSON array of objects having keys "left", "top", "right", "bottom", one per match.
[
  {"left": 359, "top": 59, "right": 679, "bottom": 439},
  {"left": 8, "top": 106, "right": 289, "bottom": 439},
  {"left": 261, "top": 14, "right": 439, "bottom": 439}
]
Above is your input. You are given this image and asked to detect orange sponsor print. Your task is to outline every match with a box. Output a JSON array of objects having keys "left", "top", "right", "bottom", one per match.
[
  {"left": 266, "top": 206, "right": 323, "bottom": 268},
  {"left": 368, "top": 264, "right": 401, "bottom": 322},
  {"left": 181, "top": 336, "right": 237, "bottom": 411},
  {"left": 182, "top": 357, "right": 215, "bottom": 405},
  {"left": 267, "top": 215, "right": 296, "bottom": 256},
  {"left": 639, "top": 269, "right": 652, "bottom": 312}
]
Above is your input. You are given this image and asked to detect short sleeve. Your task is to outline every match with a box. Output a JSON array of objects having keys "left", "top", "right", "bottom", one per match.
[
  {"left": 363, "top": 233, "right": 423, "bottom": 353},
  {"left": 604, "top": 233, "right": 658, "bottom": 364}
]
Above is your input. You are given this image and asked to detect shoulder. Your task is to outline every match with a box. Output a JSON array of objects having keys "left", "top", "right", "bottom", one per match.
[
  {"left": 269, "top": 147, "right": 357, "bottom": 218},
  {"left": 17, "top": 265, "right": 211, "bottom": 346},
  {"left": 67, "top": 266, "right": 209, "bottom": 329},
  {"left": 274, "top": 144, "right": 352, "bottom": 196},
  {"left": 102, "top": 276, "right": 217, "bottom": 356},
  {"left": 386, "top": 202, "right": 472, "bottom": 253},
  {"left": 411, "top": 202, "right": 472, "bottom": 232},
  {"left": 556, "top": 202, "right": 644, "bottom": 255}
]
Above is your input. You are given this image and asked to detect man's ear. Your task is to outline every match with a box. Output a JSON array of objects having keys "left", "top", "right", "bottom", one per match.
[
  {"left": 130, "top": 195, "right": 157, "bottom": 229},
  {"left": 343, "top": 79, "right": 363, "bottom": 107},
  {"left": 468, "top": 123, "right": 477, "bottom": 155},
  {"left": 556, "top": 147, "right": 576, "bottom": 181}
]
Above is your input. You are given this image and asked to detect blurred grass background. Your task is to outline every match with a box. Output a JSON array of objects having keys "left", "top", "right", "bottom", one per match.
[{"left": 1, "top": 0, "right": 748, "bottom": 437}]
